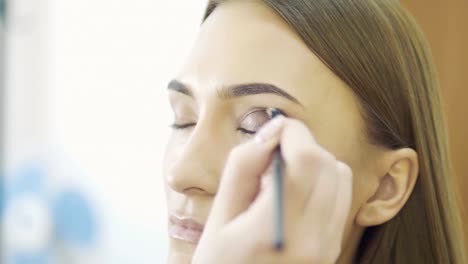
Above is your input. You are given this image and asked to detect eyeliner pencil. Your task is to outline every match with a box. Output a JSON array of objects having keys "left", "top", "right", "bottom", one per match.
[{"left": 267, "top": 108, "right": 285, "bottom": 251}]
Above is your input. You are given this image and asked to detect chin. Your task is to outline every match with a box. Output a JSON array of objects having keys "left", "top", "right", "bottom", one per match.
[
  {"left": 167, "top": 252, "right": 193, "bottom": 264},
  {"left": 167, "top": 238, "right": 197, "bottom": 264}
]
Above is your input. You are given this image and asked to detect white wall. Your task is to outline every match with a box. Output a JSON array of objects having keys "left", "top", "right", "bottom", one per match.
[{"left": 51, "top": 0, "right": 208, "bottom": 262}]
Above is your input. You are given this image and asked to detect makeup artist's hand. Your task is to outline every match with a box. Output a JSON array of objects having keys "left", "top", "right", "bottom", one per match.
[{"left": 192, "top": 117, "right": 353, "bottom": 264}]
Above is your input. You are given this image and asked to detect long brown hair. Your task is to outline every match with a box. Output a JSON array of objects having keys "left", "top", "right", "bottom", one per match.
[{"left": 204, "top": 0, "right": 466, "bottom": 263}]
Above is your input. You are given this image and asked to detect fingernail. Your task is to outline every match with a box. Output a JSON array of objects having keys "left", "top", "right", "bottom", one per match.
[{"left": 255, "top": 117, "right": 285, "bottom": 143}]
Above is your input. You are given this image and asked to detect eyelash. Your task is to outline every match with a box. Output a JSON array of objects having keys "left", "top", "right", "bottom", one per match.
[
  {"left": 170, "top": 107, "right": 283, "bottom": 135},
  {"left": 237, "top": 127, "right": 257, "bottom": 135},
  {"left": 170, "top": 123, "right": 196, "bottom": 130},
  {"left": 170, "top": 123, "right": 257, "bottom": 135}
]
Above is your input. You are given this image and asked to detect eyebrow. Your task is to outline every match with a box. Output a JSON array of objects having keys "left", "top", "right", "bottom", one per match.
[{"left": 167, "top": 79, "right": 301, "bottom": 105}]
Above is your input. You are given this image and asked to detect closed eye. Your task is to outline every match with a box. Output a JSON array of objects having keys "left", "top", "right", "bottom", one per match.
[
  {"left": 170, "top": 123, "right": 196, "bottom": 129},
  {"left": 170, "top": 107, "right": 285, "bottom": 135},
  {"left": 237, "top": 108, "right": 272, "bottom": 135},
  {"left": 237, "top": 127, "right": 257, "bottom": 135}
]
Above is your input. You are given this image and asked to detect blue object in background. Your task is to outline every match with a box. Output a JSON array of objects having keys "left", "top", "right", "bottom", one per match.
[
  {"left": 53, "top": 190, "right": 97, "bottom": 247},
  {"left": 13, "top": 252, "right": 50, "bottom": 264},
  {"left": 2, "top": 159, "right": 99, "bottom": 264},
  {"left": 7, "top": 162, "right": 46, "bottom": 198}
]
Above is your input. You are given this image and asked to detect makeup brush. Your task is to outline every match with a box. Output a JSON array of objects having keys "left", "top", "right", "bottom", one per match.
[{"left": 266, "top": 108, "right": 285, "bottom": 251}]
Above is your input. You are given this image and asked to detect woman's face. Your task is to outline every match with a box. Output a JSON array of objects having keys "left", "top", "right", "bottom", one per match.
[{"left": 164, "top": 1, "right": 380, "bottom": 263}]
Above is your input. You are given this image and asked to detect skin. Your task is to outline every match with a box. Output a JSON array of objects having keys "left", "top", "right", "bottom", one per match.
[{"left": 164, "top": 1, "right": 419, "bottom": 263}]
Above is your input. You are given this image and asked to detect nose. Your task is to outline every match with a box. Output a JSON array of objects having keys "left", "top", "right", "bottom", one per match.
[{"left": 166, "top": 128, "right": 227, "bottom": 196}]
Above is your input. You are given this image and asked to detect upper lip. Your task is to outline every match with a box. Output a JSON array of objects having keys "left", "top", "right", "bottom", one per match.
[{"left": 169, "top": 215, "right": 204, "bottom": 231}]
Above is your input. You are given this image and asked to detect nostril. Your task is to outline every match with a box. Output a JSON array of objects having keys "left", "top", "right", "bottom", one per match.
[
  {"left": 182, "top": 187, "right": 207, "bottom": 196},
  {"left": 165, "top": 157, "right": 219, "bottom": 195},
  {"left": 166, "top": 172, "right": 214, "bottom": 196}
]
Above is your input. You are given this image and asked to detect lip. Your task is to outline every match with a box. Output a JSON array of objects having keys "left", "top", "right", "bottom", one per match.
[{"left": 169, "top": 215, "right": 204, "bottom": 243}]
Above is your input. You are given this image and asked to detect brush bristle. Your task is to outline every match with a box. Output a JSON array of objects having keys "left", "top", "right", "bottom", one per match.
[{"left": 266, "top": 108, "right": 284, "bottom": 118}]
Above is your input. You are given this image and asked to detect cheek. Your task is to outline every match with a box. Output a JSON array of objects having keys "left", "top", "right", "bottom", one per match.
[
  {"left": 338, "top": 168, "right": 370, "bottom": 253},
  {"left": 347, "top": 148, "right": 380, "bottom": 223},
  {"left": 348, "top": 171, "right": 368, "bottom": 222},
  {"left": 325, "top": 135, "right": 373, "bottom": 224}
]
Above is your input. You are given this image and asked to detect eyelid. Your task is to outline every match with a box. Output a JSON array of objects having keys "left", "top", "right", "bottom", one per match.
[
  {"left": 238, "top": 107, "right": 269, "bottom": 121},
  {"left": 238, "top": 108, "right": 272, "bottom": 134},
  {"left": 169, "top": 99, "right": 197, "bottom": 125}
]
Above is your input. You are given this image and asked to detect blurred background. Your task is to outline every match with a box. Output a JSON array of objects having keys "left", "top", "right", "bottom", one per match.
[
  {"left": 401, "top": 0, "right": 468, "bottom": 252},
  {"left": 0, "top": 0, "right": 466, "bottom": 263},
  {"left": 1, "top": 0, "right": 208, "bottom": 263}
]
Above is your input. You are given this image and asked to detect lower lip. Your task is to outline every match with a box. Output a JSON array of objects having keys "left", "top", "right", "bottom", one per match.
[{"left": 169, "top": 223, "right": 203, "bottom": 243}]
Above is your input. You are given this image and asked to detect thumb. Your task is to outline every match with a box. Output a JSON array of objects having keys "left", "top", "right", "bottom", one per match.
[{"left": 207, "top": 117, "right": 285, "bottom": 230}]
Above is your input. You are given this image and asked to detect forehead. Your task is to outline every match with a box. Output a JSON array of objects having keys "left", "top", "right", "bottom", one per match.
[
  {"left": 178, "top": 1, "right": 352, "bottom": 109},
  {"left": 176, "top": 1, "right": 365, "bottom": 158}
]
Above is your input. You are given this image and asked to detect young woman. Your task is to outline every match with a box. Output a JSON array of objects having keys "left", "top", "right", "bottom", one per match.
[{"left": 164, "top": 0, "right": 466, "bottom": 263}]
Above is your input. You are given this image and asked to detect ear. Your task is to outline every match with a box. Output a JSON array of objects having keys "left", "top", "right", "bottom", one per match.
[{"left": 356, "top": 148, "right": 419, "bottom": 226}]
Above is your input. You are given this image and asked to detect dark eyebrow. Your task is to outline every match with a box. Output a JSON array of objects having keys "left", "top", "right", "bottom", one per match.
[
  {"left": 167, "top": 79, "right": 301, "bottom": 105},
  {"left": 168, "top": 79, "right": 193, "bottom": 96},
  {"left": 226, "top": 83, "right": 300, "bottom": 104}
]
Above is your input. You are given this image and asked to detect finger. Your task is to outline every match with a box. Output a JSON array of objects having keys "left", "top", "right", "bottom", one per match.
[
  {"left": 230, "top": 171, "right": 276, "bottom": 250},
  {"left": 302, "top": 159, "right": 339, "bottom": 238},
  {"left": 280, "top": 119, "right": 332, "bottom": 209},
  {"left": 208, "top": 117, "right": 285, "bottom": 229},
  {"left": 328, "top": 162, "right": 353, "bottom": 237},
  {"left": 319, "top": 162, "right": 353, "bottom": 262}
]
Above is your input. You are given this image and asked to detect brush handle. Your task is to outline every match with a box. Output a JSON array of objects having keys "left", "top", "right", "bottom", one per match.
[{"left": 273, "top": 146, "right": 284, "bottom": 251}]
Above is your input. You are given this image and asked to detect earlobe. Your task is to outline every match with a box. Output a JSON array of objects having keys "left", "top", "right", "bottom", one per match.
[{"left": 356, "top": 148, "right": 419, "bottom": 227}]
